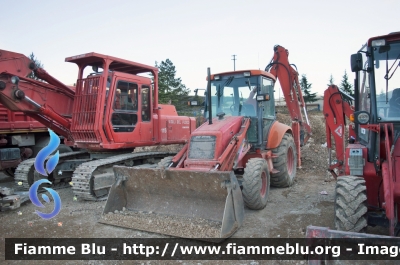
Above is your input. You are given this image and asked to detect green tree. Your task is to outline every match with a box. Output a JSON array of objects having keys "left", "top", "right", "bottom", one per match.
[
  {"left": 155, "top": 59, "right": 190, "bottom": 110},
  {"left": 339, "top": 70, "right": 354, "bottom": 97},
  {"left": 300, "top": 74, "right": 318, "bottom": 103},
  {"left": 327, "top": 74, "right": 335, "bottom": 86},
  {"left": 27, "top": 52, "right": 43, "bottom": 80}
]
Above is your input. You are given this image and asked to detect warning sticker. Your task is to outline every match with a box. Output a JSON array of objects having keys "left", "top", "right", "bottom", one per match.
[{"left": 335, "top": 126, "right": 343, "bottom": 137}]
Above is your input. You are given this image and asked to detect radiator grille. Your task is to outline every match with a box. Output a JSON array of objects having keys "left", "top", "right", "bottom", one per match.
[{"left": 188, "top": 135, "right": 216, "bottom": 159}]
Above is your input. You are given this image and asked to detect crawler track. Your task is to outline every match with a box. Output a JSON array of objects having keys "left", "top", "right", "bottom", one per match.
[
  {"left": 13, "top": 151, "right": 175, "bottom": 201},
  {"left": 72, "top": 151, "right": 176, "bottom": 201},
  {"left": 14, "top": 151, "right": 89, "bottom": 190}
]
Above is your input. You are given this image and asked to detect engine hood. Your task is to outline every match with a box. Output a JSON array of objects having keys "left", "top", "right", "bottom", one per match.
[{"left": 186, "top": 116, "right": 243, "bottom": 164}]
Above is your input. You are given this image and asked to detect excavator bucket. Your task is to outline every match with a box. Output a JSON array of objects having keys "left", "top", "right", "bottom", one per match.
[{"left": 100, "top": 166, "right": 244, "bottom": 241}]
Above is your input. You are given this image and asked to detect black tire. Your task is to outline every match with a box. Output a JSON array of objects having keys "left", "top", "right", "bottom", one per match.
[
  {"left": 157, "top": 156, "right": 174, "bottom": 169},
  {"left": 334, "top": 176, "right": 368, "bottom": 232},
  {"left": 271, "top": 133, "right": 297, "bottom": 187},
  {"left": 242, "top": 158, "right": 270, "bottom": 210}
]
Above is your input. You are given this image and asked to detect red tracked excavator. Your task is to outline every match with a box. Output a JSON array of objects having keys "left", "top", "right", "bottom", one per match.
[
  {"left": 0, "top": 49, "right": 195, "bottom": 200},
  {"left": 102, "top": 45, "right": 312, "bottom": 240},
  {"left": 306, "top": 32, "right": 400, "bottom": 241}
]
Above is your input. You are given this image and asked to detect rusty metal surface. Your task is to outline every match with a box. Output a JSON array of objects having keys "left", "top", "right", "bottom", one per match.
[{"left": 102, "top": 167, "right": 244, "bottom": 239}]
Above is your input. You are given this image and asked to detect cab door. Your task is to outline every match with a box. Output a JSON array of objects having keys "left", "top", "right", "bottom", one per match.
[
  {"left": 107, "top": 78, "right": 140, "bottom": 145},
  {"left": 138, "top": 85, "right": 153, "bottom": 143}
]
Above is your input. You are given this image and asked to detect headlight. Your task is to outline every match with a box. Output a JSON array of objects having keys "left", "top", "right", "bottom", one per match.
[
  {"left": 243, "top": 72, "right": 251, "bottom": 77},
  {"left": 11, "top": 76, "right": 19, "bottom": 85},
  {"left": 371, "top": 39, "right": 386, "bottom": 47},
  {"left": 214, "top": 75, "right": 220, "bottom": 80},
  {"left": 356, "top": 111, "right": 370, "bottom": 125}
]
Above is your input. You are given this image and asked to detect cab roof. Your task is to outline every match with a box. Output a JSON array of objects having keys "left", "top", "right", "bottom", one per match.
[
  {"left": 208, "top": 70, "right": 276, "bottom": 81},
  {"left": 368, "top": 32, "right": 400, "bottom": 46},
  {"left": 65, "top": 52, "right": 158, "bottom": 75}
]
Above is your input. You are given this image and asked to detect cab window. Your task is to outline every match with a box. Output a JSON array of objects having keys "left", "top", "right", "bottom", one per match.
[
  {"left": 141, "top": 86, "right": 151, "bottom": 122},
  {"left": 111, "top": 81, "right": 138, "bottom": 132},
  {"left": 261, "top": 78, "right": 275, "bottom": 119}
]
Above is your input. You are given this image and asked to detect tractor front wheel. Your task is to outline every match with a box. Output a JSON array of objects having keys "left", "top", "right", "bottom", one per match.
[
  {"left": 271, "top": 133, "right": 297, "bottom": 187},
  {"left": 334, "top": 176, "right": 368, "bottom": 232},
  {"left": 242, "top": 158, "right": 270, "bottom": 210}
]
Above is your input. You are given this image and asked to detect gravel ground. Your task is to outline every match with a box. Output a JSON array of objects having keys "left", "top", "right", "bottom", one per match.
[
  {"left": 0, "top": 157, "right": 337, "bottom": 265},
  {"left": 0, "top": 113, "right": 394, "bottom": 265},
  {"left": 101, "top": 210, "right": 222, "bottom": 239}
]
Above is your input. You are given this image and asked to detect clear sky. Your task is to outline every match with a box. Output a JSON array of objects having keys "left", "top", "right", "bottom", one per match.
[{"left": 1, "top": 0, "right": 399, "bottom": 98}]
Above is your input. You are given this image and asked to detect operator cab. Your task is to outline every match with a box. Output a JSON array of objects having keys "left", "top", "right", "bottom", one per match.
[
  {"left": 65, "top": 52, "right": 157, "bottom": 148},
  {"left": 351, "top": 34, "right": 400, "bottom": 160},
  {"left": 206, "top": 70, "right": 276, "bottom": 120},
  {"left": 353, "top": 38, "right": 400, "bottom": 124},
  {"left": 374, "top": 39, "right": 400, "bottom": 121},
  {"left": 81, "top": 65, "right": 147, "bottom": 133}
]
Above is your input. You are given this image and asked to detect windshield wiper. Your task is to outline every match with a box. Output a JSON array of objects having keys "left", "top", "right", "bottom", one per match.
[
  {"left": 224, "top": 76, "right": 234, "bottom": 86},
  {"left": 384, "top": 53, "right": 400, "bottom": 81},
  {"left": 383, "top": 52, "right": 400, "bottom": 103}
]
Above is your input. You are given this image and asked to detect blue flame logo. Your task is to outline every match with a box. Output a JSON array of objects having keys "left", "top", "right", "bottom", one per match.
[
  {"left": 29, "top": 129, "right": 62, "bottom": 219},
  {"left": 34, "top": 129, "right": 60, "bottom": 176},
  {"left": 29, "top": 179, "right": 62, "bottom": 219}
]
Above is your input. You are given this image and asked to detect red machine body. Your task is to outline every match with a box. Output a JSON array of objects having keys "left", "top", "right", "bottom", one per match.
[
  {"left": 268, "top": 46, "right": 312, "bottom": 167},
  {"left": 0, "top": 107, "right": 46, "bottom": 134},
  {"left": 0, "top": 106, "right": 48, "bottom": 170},
  {"left": 0, "top": 49, "right": 195, "bottom": 200},
  {"left": 0, "top": 50, "right": 195, "bottom": 151},
  {"left": 167, "top": 46, "right": 312, "bottom": 184},
  {"left": 323, "top": 85, "right": 356, "bottom": 177},
  {"left": 102, "top": 45, "right": 313, "bottom": 239},
  {"left": 319, "top": 32, "right": 400, "bottom": 237}
]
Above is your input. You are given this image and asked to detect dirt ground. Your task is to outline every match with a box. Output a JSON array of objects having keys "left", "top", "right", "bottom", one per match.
[{"left": 0, "top": 112, "right": 391, "bottom": 265}]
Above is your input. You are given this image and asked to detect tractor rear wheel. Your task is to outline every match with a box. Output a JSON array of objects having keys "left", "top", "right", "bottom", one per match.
[
  {"left": 157, "top": 156, "right": 174, "bottom": 169},
  {"left": 242, "top": 158, "right": 270, "bottom": 210},
  {"left": 334, "top": 176, "right": 368, "bottom": 232},
  {"left": 271, "top": 133, "right": 297, "bottom": 187}
]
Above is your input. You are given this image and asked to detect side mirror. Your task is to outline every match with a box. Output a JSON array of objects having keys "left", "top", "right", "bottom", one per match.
[{"left": 350, "top": 53, "right": 363, "bottom": 72}]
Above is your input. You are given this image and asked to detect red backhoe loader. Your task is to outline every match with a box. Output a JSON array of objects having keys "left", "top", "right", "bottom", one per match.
[
  {"left": 102, "top": 45, "right": 312, "bottom": 239},
  {"left": 306, "top": 31, "right": 400, "bottom": 239},
  {"left": 0, "top": 50, "right": 195, "bottom": 201}
]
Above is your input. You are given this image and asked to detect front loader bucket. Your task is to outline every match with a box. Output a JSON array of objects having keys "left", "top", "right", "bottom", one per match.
[{"left": 100, "top": 166, "right": 244, "bottom": 241}]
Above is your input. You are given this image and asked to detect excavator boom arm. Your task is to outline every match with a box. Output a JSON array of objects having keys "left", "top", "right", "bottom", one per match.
[
  {"left": 323, "top": 85, "right": 355, "bottom": 178},
  {"left": 266, "top": 45, "right": 312, "bottom": 167},
  {"left": 268, "top": 47, "right": 304, "bottom": 119},
  {"left": 0, "top": 49, "right": 75, "bottom": 140}
]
